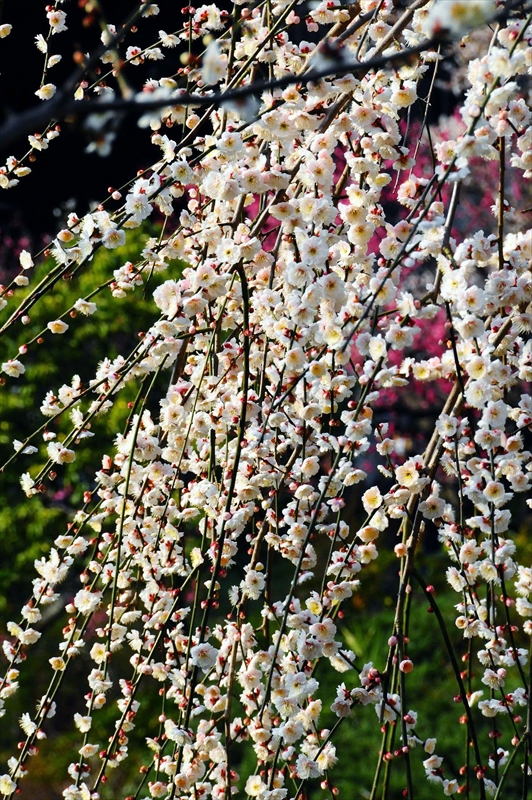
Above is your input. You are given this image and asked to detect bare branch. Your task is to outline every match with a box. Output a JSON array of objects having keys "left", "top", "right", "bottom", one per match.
[
  {"left": 0, "top": 2, "right": 150, "bottom": 151},
  {"left": 0, "top": 38, "right": 441, "bottom": 151},
  {"left": 0, "top": 0, "right": 527, "bottom": 152}
]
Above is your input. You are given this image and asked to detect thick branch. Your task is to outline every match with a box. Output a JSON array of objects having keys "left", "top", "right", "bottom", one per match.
[
  {"left": 0, "top": 38, "right": 441, "bottom": 152},
  {"left": 0, "top": 2, "right": 150, "bottom": 152},
  {"left": 0, "top": 0, "right": 527, "bottom": 152}
]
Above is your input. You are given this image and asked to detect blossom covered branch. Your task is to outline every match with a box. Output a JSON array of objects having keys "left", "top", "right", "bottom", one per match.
[{"left": 0, "top": 1, "right": 531, "bottom": 799}]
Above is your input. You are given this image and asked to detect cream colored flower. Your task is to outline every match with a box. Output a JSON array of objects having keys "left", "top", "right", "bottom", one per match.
[{"left": 35, "top": 83, "right": 57, "bottom": 101}]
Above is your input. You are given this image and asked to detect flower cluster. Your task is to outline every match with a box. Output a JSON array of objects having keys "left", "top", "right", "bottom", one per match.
[{"left": 0, "top": 1, "right": 531, "bottom": 799}]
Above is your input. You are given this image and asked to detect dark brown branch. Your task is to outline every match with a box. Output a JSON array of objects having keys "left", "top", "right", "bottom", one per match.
[
  {"left": 0, "top": 0, "right": 528, "bottom": 152},
  {"left": 0, "top": 37, "right": 442, "bottom": 153},
  {"left": 0, "top": 2, "right": 150, "bottom": 151}
]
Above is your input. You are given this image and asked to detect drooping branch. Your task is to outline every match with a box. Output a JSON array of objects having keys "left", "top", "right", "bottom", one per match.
[{"left": 0, "top": 0, "right": 528, "bottom": 152}]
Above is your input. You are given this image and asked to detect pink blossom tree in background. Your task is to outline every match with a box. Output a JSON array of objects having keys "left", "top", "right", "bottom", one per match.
[{"left": 0, "top": 0, "right": 531, "bottom": 798}]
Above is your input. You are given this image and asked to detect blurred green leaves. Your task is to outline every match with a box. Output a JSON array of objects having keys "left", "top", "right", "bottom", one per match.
[{"left": 0, "top": 225, "right": 184, "bottom": 611}]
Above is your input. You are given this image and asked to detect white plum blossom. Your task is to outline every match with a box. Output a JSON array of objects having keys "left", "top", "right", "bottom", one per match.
[
  {"left": 0, "top": 775, "right": 16, "bottom": 795},
  {"left": 190, "top": 643, "right": 218, "bottom": 672},
  {"left": 2, "top": 359, "right": 25, "bottom": 378},
  {"left": 0, "top": 2, "right": 531, "bottom": 798},
  {"left": 35, "top": 83, "right": 57, "bottom": 101},
  {"left": 73, "top": 590, "right": 102, "bottom": 615},
  {"left": 47, "top": 10, "right": 67, "bottom": 33},
  {"left": 47, "top": 319, "right": 69, "bottom": 334}
]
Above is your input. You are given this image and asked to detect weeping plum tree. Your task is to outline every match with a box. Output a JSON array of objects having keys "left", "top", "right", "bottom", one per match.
[{"left": 0, "top": 0, "right": 532, "bottom": 798}]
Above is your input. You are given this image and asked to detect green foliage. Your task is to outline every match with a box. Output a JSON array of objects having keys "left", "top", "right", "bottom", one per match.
[{"left": 0, "top": 226, "right": 184, "bottom": 612}]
